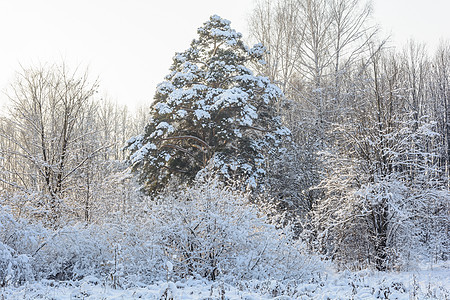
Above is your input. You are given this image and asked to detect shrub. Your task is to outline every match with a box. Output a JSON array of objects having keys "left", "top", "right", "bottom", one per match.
[{"left": 138, "top": 176, "right": 318, "bottom": 282}]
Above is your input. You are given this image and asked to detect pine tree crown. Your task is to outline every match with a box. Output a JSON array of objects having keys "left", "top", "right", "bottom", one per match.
[{"left": 126, "top": 15, "right": 290, "bottom": 194}]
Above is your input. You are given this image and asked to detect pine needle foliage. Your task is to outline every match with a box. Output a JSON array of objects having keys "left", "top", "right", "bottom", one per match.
[{"left": 126, "top": 15, "right": 289, "bottom": 193}]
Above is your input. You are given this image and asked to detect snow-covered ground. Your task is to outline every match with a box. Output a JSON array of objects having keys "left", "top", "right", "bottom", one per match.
[{"left": 2, "top": 264, "right": 448, "bottom": 299}]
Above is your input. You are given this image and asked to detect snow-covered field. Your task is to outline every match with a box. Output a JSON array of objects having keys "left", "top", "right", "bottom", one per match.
[{"left": 2, "top": 264, "right": 448, "bottom": 299}]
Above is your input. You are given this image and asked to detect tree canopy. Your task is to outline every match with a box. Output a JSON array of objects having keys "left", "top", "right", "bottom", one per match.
[{"left": 126, "top": 15, "right": 289, "bottom": 193}]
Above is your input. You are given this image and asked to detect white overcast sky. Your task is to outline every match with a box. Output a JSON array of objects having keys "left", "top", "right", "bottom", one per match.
[{"left": 0, "top": 0, "right": 449, "bottom": 111}]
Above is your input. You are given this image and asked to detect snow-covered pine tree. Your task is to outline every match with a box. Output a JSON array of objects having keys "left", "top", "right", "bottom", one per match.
[{"left": 126, "top": 15, "right": 289, "bottom": 193}]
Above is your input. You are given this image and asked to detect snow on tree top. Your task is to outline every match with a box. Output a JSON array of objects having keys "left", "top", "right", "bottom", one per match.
[
  {"left": 197, "top": 15, "right": 242, "bottom": 44},
  {"left": 210, "top": 14, "right": 231, "bottom": 25},
  {"left": 125, "top": 14, "right": 290, "bottom": 193}
]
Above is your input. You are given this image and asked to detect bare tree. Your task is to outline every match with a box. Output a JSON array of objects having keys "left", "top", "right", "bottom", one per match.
[
  {"left": 248, "top": 0, "right": 380, "bottom": 218},
  {"left": 0, "top": 63, "right": 101, "bottom": 224},
  {"left": 249, "top": 0, "right": 305, "bottom": 94},
  {"left": 430, "top": 42, "right": 450, "bottom": 181}
]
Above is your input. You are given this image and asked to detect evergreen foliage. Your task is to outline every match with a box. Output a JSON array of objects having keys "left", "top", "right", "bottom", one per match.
[{"left": 126, "top": 15, "right": 289, "bottom": 193}]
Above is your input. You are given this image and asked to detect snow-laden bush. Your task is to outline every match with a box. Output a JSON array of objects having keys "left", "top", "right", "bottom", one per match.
[
  {"left": 0, "top": 206, "right": 34, "bottom": 286},
  {"left": 0, "top": 177, "right": 322, "bottom": 286},
  {"left": 31, "top": 225, "right": 112, "bottom": 281},
  {"left": 0, "top": 204, "right": 115, "bottom": 283},
  {"left": 131, "top": 176, "right": 319, "bottom": 282},
  {"left": 0, "top": 242, "right": 33, "bottom": 287}
]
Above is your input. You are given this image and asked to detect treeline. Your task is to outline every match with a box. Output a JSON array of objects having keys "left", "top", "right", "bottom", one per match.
[
  {"left": 250, "top": 0, "right": 449, "bottom": 270},
  {"left": 0, "top": 0, "right": 448, "bottom": 280},
  {"left": 0, "top": 64, "right": 149, "bottom": 226}
]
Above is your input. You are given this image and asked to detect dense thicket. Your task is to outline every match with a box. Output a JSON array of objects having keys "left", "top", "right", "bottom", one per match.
[
  {"left": 250, "top": 0, "right": 449, "bottom": 270},
  {"left": 0, "top": 3, "right": 448, "bottom": 287},
  {"left": 0, "top": 64, "right": 147, "bottom": 226},
  {"left": 0, "top": 178, "right": 318, "bottom": 286}
]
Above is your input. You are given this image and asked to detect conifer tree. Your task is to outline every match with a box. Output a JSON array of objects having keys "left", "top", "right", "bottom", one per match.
[{"left": 126, "top": 15, "right": 289, "bottom": 193}]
